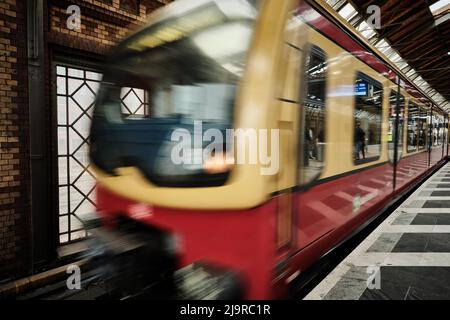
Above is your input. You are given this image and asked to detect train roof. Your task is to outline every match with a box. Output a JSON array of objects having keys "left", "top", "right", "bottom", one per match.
[
  {"left": 309, "top": 0, "right": 448, "bottom": 114},
  {"left": 109, "top": 0, "right": 258, "bottom": 61}
]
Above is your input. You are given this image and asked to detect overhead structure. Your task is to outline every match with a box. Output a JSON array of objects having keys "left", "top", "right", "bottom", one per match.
[{"left": 323, "top": 0, "right": 450, "bottom": 111}]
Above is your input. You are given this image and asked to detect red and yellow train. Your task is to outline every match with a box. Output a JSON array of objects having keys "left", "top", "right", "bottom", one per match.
[{"left": 88, "top": 0, "right": 449, "bottom": 299}]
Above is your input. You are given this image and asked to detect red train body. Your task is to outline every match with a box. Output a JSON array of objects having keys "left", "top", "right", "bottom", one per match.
[{"left": 90, "top": 0, "right": 449, "bottom": 299}]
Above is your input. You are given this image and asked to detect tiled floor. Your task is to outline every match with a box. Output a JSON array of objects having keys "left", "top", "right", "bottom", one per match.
[{"left": 304, "top": 162, "right": 450, "bottom": 300}]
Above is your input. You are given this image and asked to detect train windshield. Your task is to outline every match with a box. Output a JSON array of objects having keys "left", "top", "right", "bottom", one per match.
[
  {"left": 108, "top": 0, "right": 261, "bottom": 120},
  {"left": 91, "top": 0, "right": 260, "bottom": 187}
]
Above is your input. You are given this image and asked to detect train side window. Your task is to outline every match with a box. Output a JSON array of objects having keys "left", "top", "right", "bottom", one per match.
[
  {"left": 388, "top": 90, "right": 405, "bottom": 162},
  {"left": 407, "top": 102, "right": 419, "bottom": 153},
  {"left": 432, "top": 115, "right": 443, "bottom": 147},
  {"left": 418, "top": 107, "right": 427, "bottom": 150},
  {"left": 438, "top": 117, "right": 443, "bottom": 146},
  {"left": 353, "top": 73, "right": 383, "bottom": 164},
  {"left": 301, "top": 46, "right": 327, "bottom": 183}
]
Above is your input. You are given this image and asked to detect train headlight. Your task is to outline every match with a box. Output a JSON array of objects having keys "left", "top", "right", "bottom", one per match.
[{"left": 203, "top": 151, "right": 235, "bottom": 174}]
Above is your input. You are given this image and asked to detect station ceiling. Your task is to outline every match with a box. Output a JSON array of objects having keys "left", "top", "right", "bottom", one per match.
[{"left": 326, "top": 0, "right": 450, "bottom": 110}]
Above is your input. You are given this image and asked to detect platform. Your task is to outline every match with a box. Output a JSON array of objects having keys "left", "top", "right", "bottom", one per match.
[{"left": 305, "top": 162, "right": 450, "bottom": 300}]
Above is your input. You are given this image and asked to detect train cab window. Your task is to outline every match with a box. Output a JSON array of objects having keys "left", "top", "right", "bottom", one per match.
[
  {"left": 407, "top": 102, "right": 419, "bottom": 153},
  {"left": 388, "top": 90, "right": 405, "bottom": 162},
  {"left": 353, "top": 73, "right": 382, "bottom": 164},
  {"left": 301, "top": 46, "right": 327, "bottom": 183},
  {"left": 418, "top": 107, "right": 428, "bottom": 150}
]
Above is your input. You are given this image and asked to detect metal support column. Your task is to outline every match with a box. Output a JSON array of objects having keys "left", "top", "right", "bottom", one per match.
[
  {"left": 428, "top": 104, "right": 433, "bottom": 167},
  {"left": 27, "top": 0, "right": 54, "bottom": 272},
  {"left": 392, "top": 77, "right": 401, "bottom": 191}
]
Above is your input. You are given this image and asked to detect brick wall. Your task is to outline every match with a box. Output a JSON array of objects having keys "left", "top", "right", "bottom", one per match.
[
  {"left": 48, "top": 0, "right": 169, "bottom": 55},
  {"left": 0, "top": 0, "right": 30, "bottom": 281},
  {"left": 45, "top": 0, "right": 171, "bottom": 248},
  {"left": 0, "top": 0, "right": 171, "bottom": 281}
]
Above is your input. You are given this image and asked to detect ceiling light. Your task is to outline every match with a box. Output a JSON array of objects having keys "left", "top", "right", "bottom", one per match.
[{"left": 429, "top": 0, "right": 449, "bottom": 14}]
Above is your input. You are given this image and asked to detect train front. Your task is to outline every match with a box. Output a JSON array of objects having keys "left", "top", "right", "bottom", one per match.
[{"left": 88, "top": 0, "right": 291, "bottom": 299}]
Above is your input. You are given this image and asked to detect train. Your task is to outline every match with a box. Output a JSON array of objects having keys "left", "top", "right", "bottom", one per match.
[{"left": 87, "top": 0, "right": 449, "bottom": 299}]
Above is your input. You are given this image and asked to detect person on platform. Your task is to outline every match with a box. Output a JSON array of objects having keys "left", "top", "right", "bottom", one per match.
[{"left": 355, "top": 122, "right": 366, "bottom": 160}]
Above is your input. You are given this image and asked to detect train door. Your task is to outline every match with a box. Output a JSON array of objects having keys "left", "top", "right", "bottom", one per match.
[
  {"left": 397, "top": 98, "right": 420, "bottom": 191},
  {"left": 421, "top": 106, "right": 430, "bottom": 171},
  {"left": 287, "top": 13, "right": 337, "bottom": 251},
  {"left": 445, "top": 116, "right": 449, "bottom": 157},
  {"left": 295, "top": 43, "right": 330, "bottom": 250},
  {"left": 275, "top": 11, "right": 332, "bottom": 252},
  {"left": 274, "top": 12, "right": 307, "bottom": 251},
  {"left": 430, "top": 111, "right": 444, "bottom": 166}
]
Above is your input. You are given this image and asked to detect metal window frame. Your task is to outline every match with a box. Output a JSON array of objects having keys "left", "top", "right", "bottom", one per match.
[
  {"left": 51, "top": 58, "right": 103, "bottom": 245},
  {"left": 51, "top": 55, "right": 151, "bottom": 245}
]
